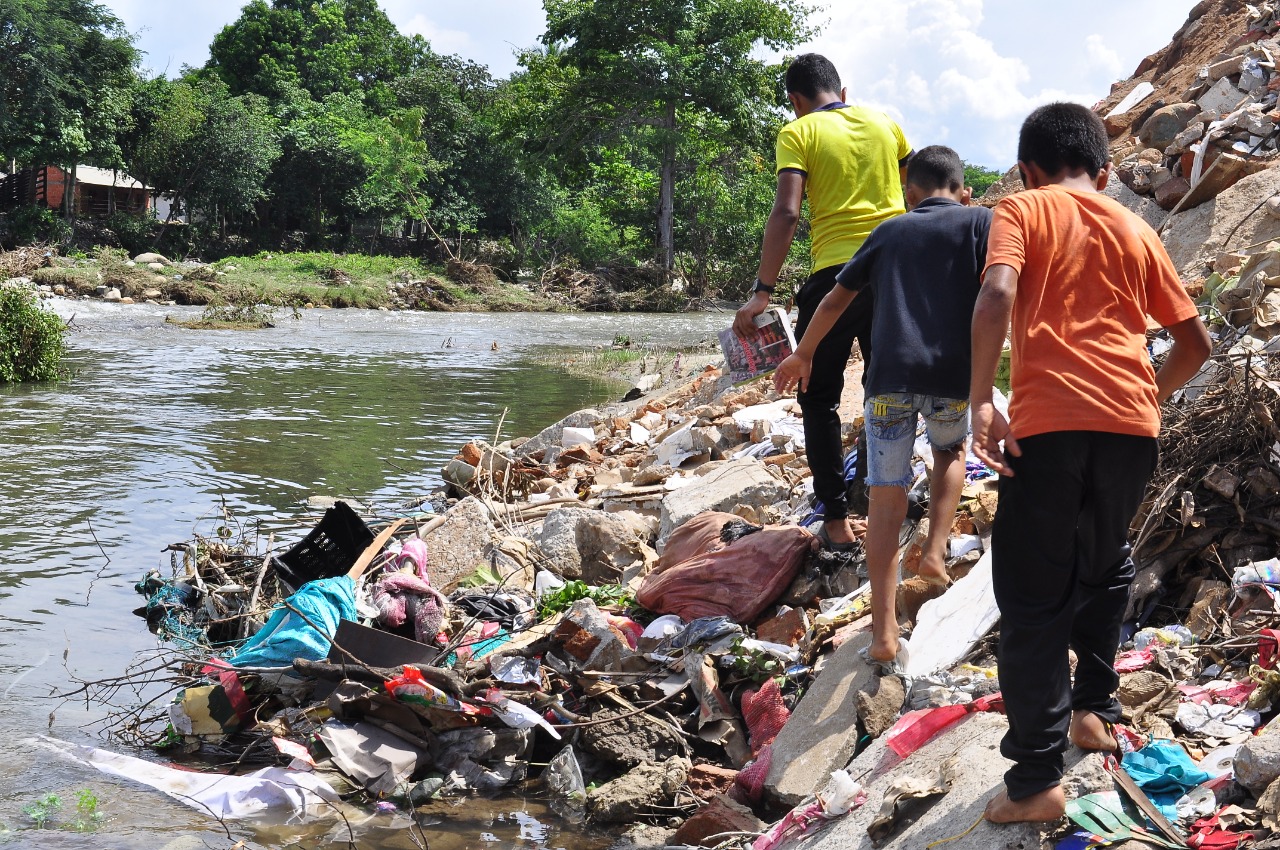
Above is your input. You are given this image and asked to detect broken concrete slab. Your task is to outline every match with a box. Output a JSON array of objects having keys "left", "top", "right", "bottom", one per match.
[
  {"left": 657, "top": 458, "right": 789, "bottom": 545},
  {"left": 792, "top": 713, "right": 1112, "bottom": 850},
  {"left": 764, "top": 623, "right": 876, "bottom": 808},
  {"left": 536, "top": 506, "right": 657, "bottom": 584},
  {"left": 420, "top": 496, "right": 498, "bottom": 592},
  {"left": 1103, "top": 177, "right": 1167, "bottom": 230},
  {"left": 1164, "top": 167, "right": 1280, "bottom": 276}
]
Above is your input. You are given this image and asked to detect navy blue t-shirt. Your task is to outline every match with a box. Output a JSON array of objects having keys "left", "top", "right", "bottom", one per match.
[{"left": 834, "top": 197, "right": 991, "bottom": 399}]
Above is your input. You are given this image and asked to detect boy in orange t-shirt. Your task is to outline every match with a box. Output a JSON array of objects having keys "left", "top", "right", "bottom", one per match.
[{"left": 969, "top": 103, "right": 1211, "bottom": 824}]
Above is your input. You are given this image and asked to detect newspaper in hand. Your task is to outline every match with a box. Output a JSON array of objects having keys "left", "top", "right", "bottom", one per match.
[{"left": 718, "top": 306, "right": 797, "bottom": 384}]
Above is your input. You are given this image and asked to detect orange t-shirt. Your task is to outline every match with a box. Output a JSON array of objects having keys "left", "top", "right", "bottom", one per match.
[{"left": 983, "top": 184, "right": 1200, "bottom": 440}]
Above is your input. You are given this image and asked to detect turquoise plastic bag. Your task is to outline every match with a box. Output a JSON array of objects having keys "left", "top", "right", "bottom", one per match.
[{"left": 229, "top": 576, "right": 356, "bottom": 669}]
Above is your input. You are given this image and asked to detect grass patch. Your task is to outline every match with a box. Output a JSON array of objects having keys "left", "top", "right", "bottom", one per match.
[{"left": 167, "top": 286, "right": 277, "bottom": 330}]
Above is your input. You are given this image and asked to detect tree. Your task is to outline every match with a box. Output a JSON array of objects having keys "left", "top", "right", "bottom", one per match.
[
  {"left": 540, "top": 0, "right": 813, "bottom": 276},
  {"left": 964, "top": 162, "right": 1003, "bottom": 199},
  {"left": 206, "top": 0, "right": 423, "bottom": 110},
  {"left": 0, "top": 0, "right": 137, "bottom": 216},
  {"left": 122, "top": 77, "right": 280, "bottom": 233}
]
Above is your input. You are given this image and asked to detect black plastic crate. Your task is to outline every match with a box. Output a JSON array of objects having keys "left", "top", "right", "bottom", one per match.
[{"left": 274, "top": 501, "right": 375, "bottom": 591}]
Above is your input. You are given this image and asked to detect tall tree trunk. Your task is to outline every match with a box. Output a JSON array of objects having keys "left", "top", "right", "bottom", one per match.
[{"left": 656, "top": 100, "right": 676, "bottom": 275}]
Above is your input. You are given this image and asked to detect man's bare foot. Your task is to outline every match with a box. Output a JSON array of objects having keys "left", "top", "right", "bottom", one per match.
[
  {"left": 1069, "top": 711, "right": 1118, "bottom": 752},
  {"left": 984, "top": 786, "right": 1066, "bottom": 824},
  {"left": 914, "top": 553, "right": 951, "bottom": 585}
]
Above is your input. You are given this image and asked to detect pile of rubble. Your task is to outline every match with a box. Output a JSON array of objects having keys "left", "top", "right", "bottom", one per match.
[{"left": 60, "top": 311, "right": 1278, "bottom": 849}]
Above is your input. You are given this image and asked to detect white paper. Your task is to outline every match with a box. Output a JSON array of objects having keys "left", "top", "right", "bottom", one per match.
[{"left": 1104, "top": 82, "right": 1155, "bottom": 118}]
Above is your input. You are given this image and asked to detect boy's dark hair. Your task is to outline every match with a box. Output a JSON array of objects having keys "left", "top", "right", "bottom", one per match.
[
  {"left": 785, "top": 54, "right": 841, "bottom": 100},
  {"left": 1017, "top": 102, "right": 1109, "bottom": 178},
  {"left": 906, "top": 145, "right": 964, "bottom": 193}
]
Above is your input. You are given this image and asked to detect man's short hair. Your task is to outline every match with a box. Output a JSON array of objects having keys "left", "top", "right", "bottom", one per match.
[
  {"left": 785, "top": 54, "right": 841, "bottom": 100},
  {"left": 1017, "top": 102, "right": 1109, "bottom": 178},
  {"left": 906, "top": 145, "right": 964, "bottom": 193}
]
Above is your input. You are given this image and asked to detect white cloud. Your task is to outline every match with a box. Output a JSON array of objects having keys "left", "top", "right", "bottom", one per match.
[
  {"left": 799, "top": 0, "right": 1191, "bottom": 167},
  {"left": 400, "top": 13, "right": 475, "bottom": 57}
]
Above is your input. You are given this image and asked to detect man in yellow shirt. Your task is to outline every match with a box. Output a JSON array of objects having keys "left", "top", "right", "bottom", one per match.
[{"left": 734, "top": 53, "right": 912, "bottom": 546}]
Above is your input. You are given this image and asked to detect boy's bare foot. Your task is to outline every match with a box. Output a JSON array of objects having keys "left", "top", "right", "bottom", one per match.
[
  {"left": 915, "top": 558, "right": 951, "bottom": 586},
  {"left": 984, "top": 786, "right": 1066, "bottom": 824},
  {"left": 823, "top": 517, "right": 858, "bottom": 545},
  {"left": 868, "top": 632, "right": 899, "bottom": 664},
  {"left": 1069, "top": 711, "right": 1118, "bottom": 752}
]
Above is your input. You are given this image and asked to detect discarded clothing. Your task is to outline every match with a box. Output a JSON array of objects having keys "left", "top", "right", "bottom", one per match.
[
  {"left": 1122, "top": 739, "right": 1215, "bottom": 821},
  {"left": 229, "top": 576, "right": 356, "bottom": 668}
]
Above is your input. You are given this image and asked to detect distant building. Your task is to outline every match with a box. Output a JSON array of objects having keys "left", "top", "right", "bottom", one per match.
[{"left": 0, "top": 165, "right": 154, "bottom": 216}]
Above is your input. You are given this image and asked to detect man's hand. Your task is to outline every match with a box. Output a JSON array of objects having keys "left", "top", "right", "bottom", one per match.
[
  {"left": 734, "top": 291, "right": 771, "bottom": 338},
  {"left": 971, "top": 399, "right": 1020, "bottom": 476},
  {"left": 773, "top": 353, "right": 812, "bottom": 396}
]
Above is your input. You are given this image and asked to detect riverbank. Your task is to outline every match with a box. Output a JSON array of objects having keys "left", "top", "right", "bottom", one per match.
[{"left": 10, "top": 246, "right": 706, "bottom": 314}]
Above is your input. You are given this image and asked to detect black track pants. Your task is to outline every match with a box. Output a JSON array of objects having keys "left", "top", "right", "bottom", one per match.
[{"left": 992, "top": 430, "right": 1158, "bottom": 800}]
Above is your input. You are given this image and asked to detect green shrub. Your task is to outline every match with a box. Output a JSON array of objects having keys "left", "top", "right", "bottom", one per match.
[
  {"left": 0, "top": 287, "right": 68, "bottom": 382},
  {"left": 2, "top": 206, "right": 71, "bottom": 247}
]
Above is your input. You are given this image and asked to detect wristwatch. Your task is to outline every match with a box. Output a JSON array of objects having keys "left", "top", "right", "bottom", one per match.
[{"left": 752, "top": 278, "right": 776, "bottom": 294}]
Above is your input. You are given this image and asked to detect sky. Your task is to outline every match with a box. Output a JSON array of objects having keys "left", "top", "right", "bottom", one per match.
[{"left": 99, "top": 0, "right": 1199, "bottom": 168}]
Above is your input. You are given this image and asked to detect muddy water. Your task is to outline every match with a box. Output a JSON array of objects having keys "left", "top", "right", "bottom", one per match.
[{"left": 0, "top": 301, "right": 725, "bottom": 848}]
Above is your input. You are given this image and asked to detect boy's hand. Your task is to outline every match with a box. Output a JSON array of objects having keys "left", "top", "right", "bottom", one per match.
[
  {"left": 734, "top": 291, "right": 771, "bottom": 337},
  {"left": 971, "top": 399, "right": 1020, "bottom": 476},
  {"left": 773, "top": 353, "right": 812, "bottom": 395}
]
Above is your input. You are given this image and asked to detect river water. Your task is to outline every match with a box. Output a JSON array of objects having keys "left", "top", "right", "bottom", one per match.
[{"left": 0, "top": 301, "right": 726, "bottom": 849}]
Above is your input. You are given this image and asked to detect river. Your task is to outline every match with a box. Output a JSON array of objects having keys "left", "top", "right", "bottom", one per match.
[{"left": 0, "top": 301, "right": 727, "bottom": 849}]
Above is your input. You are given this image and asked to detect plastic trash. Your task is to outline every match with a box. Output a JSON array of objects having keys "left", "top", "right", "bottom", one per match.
[
  {"left": 883, "top": 694, "right": 1004, "bottom": 759},
  {"left": 1132, "top": 624, "right": 1195, "bottom": 651},
  {"left": 751, "top": 770, "right": 866, "bottom": 850},
  {"left": 641, "top": 614, "right": 683, "bottom": 641},
  {"left": 1122, "top": 740, "right": 1215, "bottom": 820},
  {"left": 490, "top": 656, "right": 541, "bottom": 685},
  {"left": 480, "top": 689, "right": 561, "bottom": 739},
  {"left": 544, "top": 745, "right": 585, "bottom": 803},
  {"left": 1231, "top": 558, "right": 1280, "bottom": 589},
  {"left": 534, "top": 570, "right": 566, "bottom": 599},
  {"left": 39, "top": 736, "right": 340, "bottom": 820},
  {"left": 948, "top": 534, "right": 982, "bottom": 559},
  {"left": 384, "top": 666, "right": 482, "bottom": 715}
]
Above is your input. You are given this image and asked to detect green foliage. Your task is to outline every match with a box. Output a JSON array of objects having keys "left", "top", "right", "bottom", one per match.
[
  {"left": 22, "top": 793, "right": 61, "bottom": 829},
  {"left": 537, "top": 580, "right": 632, "bottom": 618},
  {"left": 18, "top": 789, "right": 104, "bottom": 832},
  {"left": 121, "top": 76, "right": 281, "bottom": 226},
  {"left": 72, "top": 789, "right": 105, "bottom": 832},
  {"left": 2, "top": 206, "right": 71, "bottom": 247},
  {"left": 0, "top": 0, "right": 138, "bottom": 168},
  {"left": 963, "top": 162, "right": 1003, "bottom": 198},
  {"left": 0, "top": 287, "right": 68, "bottom": 382}
]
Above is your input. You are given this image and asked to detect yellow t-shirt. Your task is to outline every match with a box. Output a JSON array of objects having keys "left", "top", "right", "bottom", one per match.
[{"left": 776, "top": 106, "right": 911, "bottom": 273}]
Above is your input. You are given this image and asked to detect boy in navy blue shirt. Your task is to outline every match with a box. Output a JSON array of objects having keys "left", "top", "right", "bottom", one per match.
[{"left": 775, "top": 146, "right": 991, "bottom": 664}]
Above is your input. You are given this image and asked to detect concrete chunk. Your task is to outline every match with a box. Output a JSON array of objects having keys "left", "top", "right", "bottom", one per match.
[
  {"left": 764, "top": 625, "right": 877, "bottom": 807},
  {"left": 657, "top": 458, "right": 788, "bottom": 544},
  {"left": 792, "top": 713, "right": 1112, "bottom": 850}
]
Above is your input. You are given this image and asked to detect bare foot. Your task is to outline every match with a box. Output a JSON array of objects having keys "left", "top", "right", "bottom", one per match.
[
  {"left": 914, "top": 554, "right": 951, "bottom": 586},
  {"left": 823, "top": 518, "right": 857, "bottom": 545},
  {"left": 1069, "top": 711, "right": 1118, "bottom": 752},
  {"left": 868, "top": 632, "right": 899, "bottom": 664},
  {"left": 984, "top": 786, "right": 1066, "bottom": 824}
]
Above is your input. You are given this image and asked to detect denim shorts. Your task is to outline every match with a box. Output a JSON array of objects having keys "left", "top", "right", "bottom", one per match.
[{"left": 864, "top": 393, "right": 970, "bottom": 488}]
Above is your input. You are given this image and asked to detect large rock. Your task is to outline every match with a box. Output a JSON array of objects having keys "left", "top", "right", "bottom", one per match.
[
  {"left": 133, "top": 252, "right": 170, "bottom": 265},
  {"left": 587, "top": 757, "right": 691, "bottom": 823},
  {"left": 1163, "top": 166, "right": 1280, "bottom": 276},
  {"left": 536, "top": 506, "right": 656, "bottom": 584},
  {"left": 764, "top": 623, "right": 878, "bottom": 807},
  {"left": 1234, "top": 726, "right": 1280, "bottom": 794},
  {"left": 657, "top": 458, "right": 788, "bottom": 545},
  {"left": 578, "top": 707, "right": 685, "bottom": 767},
  {"left": 793, "top": 713, "right": 1112, "bottom": 850},
  {"left": 1137, "top": 103, "right": 1200, "bottom": 152},
  {"left": 420, "top": 496, "right": 498, "bottom": 592}
]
